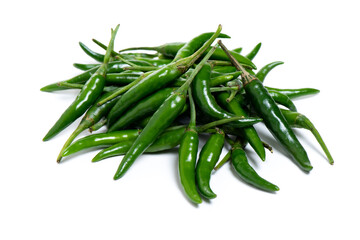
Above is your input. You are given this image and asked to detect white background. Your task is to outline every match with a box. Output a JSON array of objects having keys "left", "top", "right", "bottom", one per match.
[{"left": 1, "top": 0, "right": 359, "bottom": 239}]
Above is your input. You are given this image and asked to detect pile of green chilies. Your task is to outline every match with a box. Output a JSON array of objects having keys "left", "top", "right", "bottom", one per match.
[{"left": 41, "top": 24, "right": 333, "bottom": 204}]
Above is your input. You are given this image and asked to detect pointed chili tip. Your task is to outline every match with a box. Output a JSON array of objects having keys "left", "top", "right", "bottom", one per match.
[{"left": 274, "top": 185, "right": 280, "bottom": 191}]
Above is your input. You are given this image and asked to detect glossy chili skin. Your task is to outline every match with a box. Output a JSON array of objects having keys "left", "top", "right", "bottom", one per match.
[
  {"left": 256, "top": 61, "right": 284, "bottom": 83},
  {"left": 113, "top": 91, "right": 187, "bottom": 179},
  {"left": 56, "top": 90, "right": 121, "bottom": 162},
  {"left": 179, "top": 129, "right": 201, "bottom": 204},
  {"left": 108, "top": 87, "right": 176, "bottom": 132},
  {"left": 191, "top": 63, "right": 262, "bottom": 129},
  {"left": 216, "top": 91, "right": 265, "bottom": 161},
  {"left": 40, "top": 61, "right": 151, "bottom": 92},
  {"left": 107, "top": 63, "right": 187, "bottom": 126},
  {"left": 196, "top": 129, "right": 225, "bottom": 199},
  {"left": 231, "top": 141, "right": 279, "bottom": 192},
  {"left": 281, "top": 109, "right": 334, "bottom": 164},
  {"left": 244, "top": 79, "right": 313, "bottom": 171},
  {"left": 62, "top": 129, "right": 142, "bottom": 157},
  {"left": 265, "top": 87, "right": 320, "bottom": 99},
  {"left": 105, "top": 71, "right": 143, "bottom": 85},
  {"left": 43, "top": 66, "right": 106, "bottom": 141},
  {"left": 173, "top": 32, "right": 231, "bottom": 62},
  {"left": 40, "top": 66, "right": 100, "bottom": 92},
  {"left": 73, "top": 63, "right": 99, "bottom": 71},
  {"left": 79, "top": 42, "right": 105, "bottom": 62},
  {"left": 107, "top": 28, "right": 223, "bottom": 127},
  {"left": 268, "top": 90, "right": 297, "bottom": 112},
  {"left": 93, "top": 126, "right": 186, "bottom": 162},
  {"left": 245, "top": 42, "right": 261, "bottom": 61}
]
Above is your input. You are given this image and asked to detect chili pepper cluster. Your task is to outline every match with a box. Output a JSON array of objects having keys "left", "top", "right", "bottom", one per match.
[{"left": 42, "top": 24, "right": 333, "bottom": 204}]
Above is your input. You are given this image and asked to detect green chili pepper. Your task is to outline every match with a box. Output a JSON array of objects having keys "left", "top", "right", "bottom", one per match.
[
  {"left": 56, "top": 90, "right": 121, "bottom": 162},
  {"left": 62, "top": 129, "right": 142, "bottom": 157},
  {"left": 216, "top": 91, "right": 265, "bottom": 161},
  {"left": 232, "top": 47, "right": 242, "bottom": 54},
  {"left": 231, "top": 139, "right": 279, "bottom": 192},
  {"left": 212, "top": 66, "right": 238, "bottom": 73},
  {"left": 93, "top": 126, "right": 187, "bottom": 162},
  {"left": 79, "top": 42, "right": 105, "bottom": 62},
  {"left": 178, "top": 87, "right": 201, "bottom": 204},
  {"left": 268, "top": 90, "right": 297, "bottom": 112},
  {"left": 105, "top": 71, "right": 144, "bottom": 85},
  {"left": 108, "top": 87, "right": 177, "bottom": 132},
  {"left": 113, "top": 30, "right": 223, "bottom": 180},
  {"left": 107, "top": 26, "right": 224, "bottom": 127},
  {"left": 256, "top": 61, "right": 284, "bottom": 83},
  {"left": 265, "top": 87, "right": 320, "bottom": 99},
  {"left": 73, "top": 63, "right": 100, "bottom": 71},
  {"left": 191, "top": 63, "right": 262, "bottom": 129},
  {"left": 43, "top": 25, "right": 120, "bottom": 141},
  {"left": 281, "top": 109, "right": 334, "bottom": 164},
  {"left": 40, "top": 60, "right": 151, "bottom": 92},
  {"left": 172, "top": 32, "right": 231, "bottom": 62},
  {"left": 245, "top": 42, "right": 261, "bottom": 61},
  {"left": 219, "top": 40, "right": 312, "bottom": 172},
  {"left": 196, "top": 128, "right": 225, "bottom": 199}
]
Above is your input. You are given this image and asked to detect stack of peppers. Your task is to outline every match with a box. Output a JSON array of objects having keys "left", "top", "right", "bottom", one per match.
[{"left": 41, "top": 24, "right": 333, "bottom": 204}]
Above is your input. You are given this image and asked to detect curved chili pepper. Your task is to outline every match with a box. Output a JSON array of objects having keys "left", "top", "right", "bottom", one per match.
[
  {"left": 172, "top": 32, "right": 231, "bottom": 62},
  {"left": 231, "top": 139, "right": 279, "bottom": 192},
  {"left": 265, "top": 87, "right": 320, "bottom": 99},
  {"left": 62, "top": 129, "right": 142, "bottom": 157},
  {"left": 40, "top": 60, "right": 151, "bottom": 92},
  {"left": 281, "top": 109, "right": 334, "bottom": 164},
  {"left": 93, "top": 126, "right": 187, "bottom": 162},
  {"left": 216, "top": 91, "right": 266, "bottom": 161},
  {"left": 113, "top": 33, "right": 222, "bottom": 180},
  {"left": 219, "top": 40, "right": 312, "bottom": 172},
  {"left": 105, "top": 71, "right": 143, "bottom": 85},
  {"left": 107, "top": 26, "right": 223, "bottom": 127},
  {"left": 212, "top": 66, "right": 238, "bottom": 74},
  {"left": 73, "top": 63, "right": 99, "bottom": 71},
  {"left": 43, "top": 25, "right": 120, "bottom": 141},
  {"left": 256, "top": 61, "right": 284, "bottom": 83},
  {"left": 56, "top": 90, "right": 121, "bottom": 162},
  {"left": 268, "top": 90, "right": 297, "bottom": 112},
  {"left": 232, "top": 47, "right": 242, "bottom": 54},
  {"left": 191, "top": 63, "right": 262, "bottom": 129},
  {"left": 245, "top": 42, "right": 261, "bottom": 61},
  {"left": 196, "top": 128, "right": 225, "bottom": 199},
  {"left": 133, "top": 57, "right": 172, "bottom": 67},
  {"left": 79, "top": 42, "right": 105, "bottom": 62},
  {"left": 108, "top": 87, "right": 177, "bottom": 132},
  {"left": 178, "top": 88, "right": 202, "bottom": 204}
]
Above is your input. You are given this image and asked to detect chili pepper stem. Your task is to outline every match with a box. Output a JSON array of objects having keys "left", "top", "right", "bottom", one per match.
[
  {"left": 214, "top": 150, "right": 231, "bottom": 170},
  {"left": 177, "top": 44, "right": 218, "bottom": 94},
  {"left": 298, "top": 115, "right": 334, "bottom": 164},
  {"left": 56, "top": 124, "right": 87, "bottom": 163}
]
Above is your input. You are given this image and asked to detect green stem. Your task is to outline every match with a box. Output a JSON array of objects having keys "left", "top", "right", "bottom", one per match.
[
  {"left": 197, "top": 116, "right": 246, "bottom": 133},
  {"left": 56, "top": 124, "right": 86, "bottom": 163},
  {"left": 300, "top": 116, "right": 334, "bottom": 165},
  {"left": 89, "top": 118, "right": 107, "bottom": 133},
  {"left": 226, "top": 90, "right": 237, "bottom": 103},
  {"left": 188, "top": 87, "right": 196, "bottom": 129},
  {"left": 214, "top": 150, "right": 231, "bottom": 171},
  {"left": 97, "top": 71, "right": 152, "bottom": 106},
  {"left": 177, "top": 43, "right": 218, "bottom": 93},
  {"left": 210, "top": 86, "right": 239, "bottom": 92},
  {"left": 103, "top": 25, "right": 120, "bottom": 64}
]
